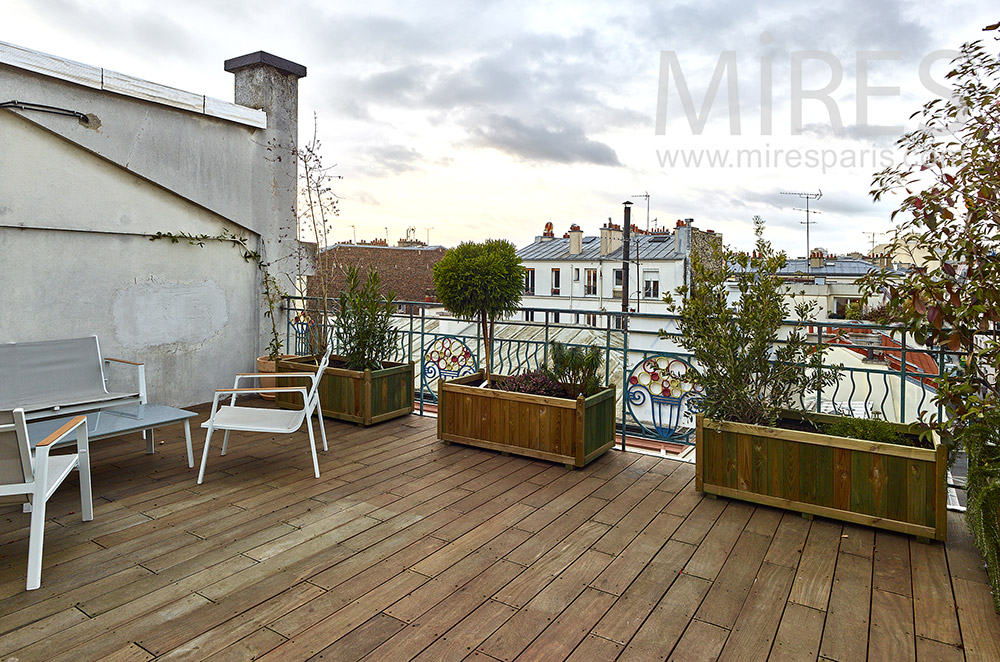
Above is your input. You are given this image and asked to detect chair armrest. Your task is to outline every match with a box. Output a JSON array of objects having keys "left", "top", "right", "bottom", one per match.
[
  {"left": 104, "top": 357, "right": 148, "bottom": 404},
  {"left": 234, "top": 372, "right": 315, "bottom": 379},
  {"left": 215, "top": 387, "right": 307, "bottom": 394},
  {"left": 105, "top": 357, "right": 144, "bottom": 366},
  {"left": 35, "top": 415, "right": 88, "bottom": 448}
]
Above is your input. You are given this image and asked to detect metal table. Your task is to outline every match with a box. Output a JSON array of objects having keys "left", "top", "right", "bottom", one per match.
[{"left": 27, "top": 404, "right": 196, "bottom": 468}]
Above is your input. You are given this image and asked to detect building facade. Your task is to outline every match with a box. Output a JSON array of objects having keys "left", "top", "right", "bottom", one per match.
[
  {"left": 516, "top": 219, "right": 721, "bottom": 336},
  {"left": 308, "top": 239, "right": 447, "bottom": 307},
  {"left": 729, "top": 252, "right": 903, "bottom": 320},
  {"left": 1, "top": 42, "right": 306, "bottom": 406}
]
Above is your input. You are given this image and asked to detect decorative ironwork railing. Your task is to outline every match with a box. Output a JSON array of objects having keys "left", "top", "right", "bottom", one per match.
[{"left": 283, "top": 297, "right": 958, "bottom": 448}]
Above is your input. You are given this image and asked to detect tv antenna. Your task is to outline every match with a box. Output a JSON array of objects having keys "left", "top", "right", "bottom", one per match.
[
  {"left": 631, "top": 192, "right": 651, "bottom": 231},
  {"left": 863, "top": 231, "right": 884, "bottom": 254},
  {"left": 780, "top": 190, "right": 822, "bottom": 262}
]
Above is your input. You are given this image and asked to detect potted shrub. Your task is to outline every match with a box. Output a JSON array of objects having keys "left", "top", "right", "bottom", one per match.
[
  {"left": 667, "top": 216, "right": 947, "bottom": 541},
  {"left": 438, "top": 342, "right": 616, "bottom": 468},
  {"left": 432, "top": 238, "right": 615, "bottom": 467},
  {"left": 276, "top": 266, "right": 414, "bottom": 426}
]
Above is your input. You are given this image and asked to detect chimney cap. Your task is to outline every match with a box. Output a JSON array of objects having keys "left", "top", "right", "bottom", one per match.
[{"left": 225, "top": 51, "right": 307, "bottom": 78}]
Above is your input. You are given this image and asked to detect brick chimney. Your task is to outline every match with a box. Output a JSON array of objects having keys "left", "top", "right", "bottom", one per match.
[
  {"left": 568, "top": 224, "right": 583, "bottom": 255},
  {"left": 809, "top": 251, "right": 824, "bottom": 269},
  {"left": 600, "top": 220, "right": 622, "bottom": 257},
  {"left": 674, "top": 219, "right": 692, "bottom": 255}
]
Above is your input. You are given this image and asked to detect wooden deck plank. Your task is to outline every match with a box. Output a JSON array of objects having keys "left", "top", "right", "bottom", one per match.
[
  {"left": 670, "top": 618, "right": 730, "bottom": 662},
  {"left": 618, "top": 573, "right": 712, "bottom": 661},
  {"left": 513, "top": 587, "right": 616, "bottom": 661},
  {"left": 478, "top": 549, "right": 613, "bottom": 660},
  {"left": 564, "top": 633, "right": 623, "bottom": 661},
  {"left": 683, "top": 500, "right": 754, "bottom": 580},
  {"left": 591, "top": 539, "right": 696, "bottom": 645},
  {"left": 872, "top": 530, "right": 912, "bottom": 597},
  {"left": 788, "top": 519, "right": 842, "bottom": 611},
  {"left": 952, "top": 576, "right": 1000, "bottom": 662},
  {"left": 818, "top": 551, "right": 873, "bottom": 662},
  {"left": 868, "top": 588, "right": 916, "bottom": 662},
  {"left": 768, "top": 602, "right": 825, "bottom": 662},
  {"left": 911, "top": 540, "right": 962, "bottom": 646},
  {"left": 694, "top": 529, "right": 772, "bottom": 629},
  {"left": 409, "top": 599, "right": 517, "bottom": 662},
  {"left": 717, "top": 561, "right": 795, "bottom": 662}
]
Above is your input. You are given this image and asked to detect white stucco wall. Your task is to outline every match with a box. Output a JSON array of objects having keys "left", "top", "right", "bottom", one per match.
[{"left": 0, "top": 45, "right": 304, "bottom": 407}]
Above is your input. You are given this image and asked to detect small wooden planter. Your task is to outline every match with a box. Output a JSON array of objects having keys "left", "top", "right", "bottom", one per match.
[
  {"left": 275, "top": 356, "right": 414, "bottom": 426},
  {"left": 696, "top": 412, "right": 948, "bottom": 541},
  {"left": 437, "top": 372, "right": 616, "bottom": 468}
]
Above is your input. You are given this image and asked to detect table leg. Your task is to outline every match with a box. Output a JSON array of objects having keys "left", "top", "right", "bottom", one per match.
[
  {"left": 184, "top": 420, "right": 194, "bottom": 468},
  {"left": 146, "top": 429, "right": 155, "bottom": 454}
]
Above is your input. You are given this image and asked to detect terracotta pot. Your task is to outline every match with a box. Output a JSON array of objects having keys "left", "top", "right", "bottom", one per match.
[{"left": 256, "top": 355, "right": 296, "bottom": 400}]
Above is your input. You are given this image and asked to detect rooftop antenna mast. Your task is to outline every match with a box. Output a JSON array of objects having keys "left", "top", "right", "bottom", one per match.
[
  {"left": 863, "top": 231, "right": 883, "bottom": 255},
  {"left": 780, "top": 189, "right": 822, "bottom": 263},
  {"left": 631, "top": 192, "right": 650, "bottom": 231}
]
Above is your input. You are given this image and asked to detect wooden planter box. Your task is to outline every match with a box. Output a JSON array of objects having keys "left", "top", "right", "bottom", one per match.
[
  {"left": 696, "top": 412, "right": 948, "bottom": 541},
  {"left": 437, "top": 372, "right": 616, "bottom": 468},
  {"left": 275, "top": 356, "right": 414, "bottom": 426}
]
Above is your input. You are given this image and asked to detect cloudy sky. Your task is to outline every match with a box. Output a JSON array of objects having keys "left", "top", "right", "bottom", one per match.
[{"left": 7, "top": 1, "right": 997, "bottom": 257}]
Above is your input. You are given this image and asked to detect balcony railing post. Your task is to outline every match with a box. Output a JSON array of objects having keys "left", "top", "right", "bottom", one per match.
[
  {"left": 900, "top": 332, "right": 907, "bottom": 422},
  {"left": 621, "top": 313, "right": 629, "bottom": 453},
  {"left": 937, "top": 340, "right": 946, "bottom": 422},
  {"left": 285, "top": 296, "right": 292, "bottom": 355},
  {"left": 543, "top": 311, "right": 550, "bottom": 367},
  {"left": 816, "top": 325, "right": 824, "bottom": 412},
  {"left": 605, "top": 313, "right": 611, "bottom": 386},
  {"left": 419, "top": 305, "right": 426, "bottom": 416}
]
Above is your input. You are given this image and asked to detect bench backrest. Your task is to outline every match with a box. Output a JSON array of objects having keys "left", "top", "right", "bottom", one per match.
[{"left": 0, "top": 337, "right": 107, "bottom": 409}]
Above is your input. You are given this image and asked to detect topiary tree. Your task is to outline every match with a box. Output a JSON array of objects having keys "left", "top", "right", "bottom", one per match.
[
  {"left": 861, "top": 21, "right": 1000, "bottom": 611},
  {"left": 433, "top": 240, "right": 525, "bottom": 386}
]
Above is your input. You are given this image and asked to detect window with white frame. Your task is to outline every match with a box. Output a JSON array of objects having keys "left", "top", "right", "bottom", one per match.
[
  {"left": 586, "top": 313, "right": 598, "bottom": 327},
  {"left": 585, "top": 269, "right": 598, "bottom": 295},
  {"left": 613, "top": 269, "right": 623, "bottom": 288},
  {"left": 573, "top": 268, "right": 580, "bottom": 281},
  {"left": 524, "top": 310, "right": 534, "bottom": 322},
  {"left": 643, "top": 270, "right": 660, "bottom": 298},
  {"left": 524, "top": 268, "right": 535, "bottom": 295},
  {"left": 551, "top": 268, "right": 561, "bottom": 295}
]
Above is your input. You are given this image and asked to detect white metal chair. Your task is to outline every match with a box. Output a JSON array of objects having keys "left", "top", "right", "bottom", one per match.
[
  {"left": 198, "top": 343, "right": 332, "bottom": 483},
  {"left": 0, "top": 408, "right": 93, "bottom": 590}
]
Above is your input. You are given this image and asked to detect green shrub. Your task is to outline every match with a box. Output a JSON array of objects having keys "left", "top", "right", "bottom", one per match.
[
  {"left": 542, "top": 342, "right": 603, "bottom": 399},
  {"left": 335, "top": 266, "right": 397, "bottom": 371},
  {"left": 820, "top": 416, "right": 929, "bottom": 449},
  {"left": 662, "top": 216, "right": 840, "bottom": 427}
]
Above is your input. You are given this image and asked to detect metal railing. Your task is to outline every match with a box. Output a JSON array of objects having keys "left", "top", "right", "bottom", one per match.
[{"left": 282, "top": 296, "right": 960, "bottom": 449}]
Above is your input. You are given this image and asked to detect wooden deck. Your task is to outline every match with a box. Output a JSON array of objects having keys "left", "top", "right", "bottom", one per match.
[{"left": 2, "top": 402, "right": 999, "bottom": 661}]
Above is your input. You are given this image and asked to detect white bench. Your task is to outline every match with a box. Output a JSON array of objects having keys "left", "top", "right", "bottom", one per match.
[{"left": 0, "top": 336, "right": 147, "bottom": 421}]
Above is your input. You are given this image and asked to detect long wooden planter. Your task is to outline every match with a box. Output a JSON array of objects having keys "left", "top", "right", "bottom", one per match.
[
  {"left": 275, "top": 356, "right": 414, "bottom": 426},
  {"left": 696, "top": 412, "right": 948, "bottom": 541},
  {"left": 437, "top": 371, "right": 616, "bottom": 468}
]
